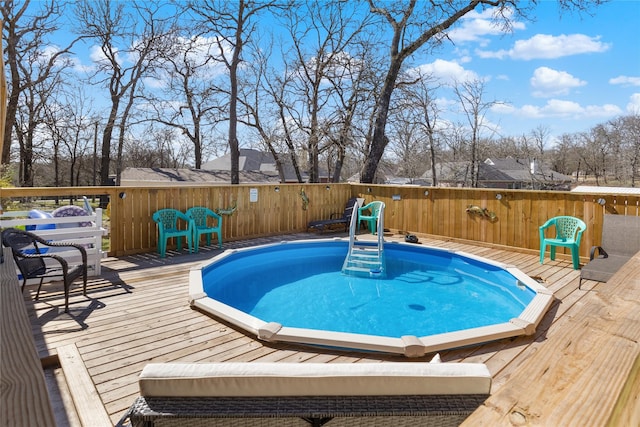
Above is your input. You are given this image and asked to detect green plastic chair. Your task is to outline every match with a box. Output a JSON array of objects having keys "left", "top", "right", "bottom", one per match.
[
  {"left": 358, "top": 201, "right": 385, "bottom": 234},
  {"left": 152, "top": 209, "right": 193, "bottom": 257},
  {"left": 186, "top": 206, "right": 223, "bottom": 252},
  {"left": 539, "top": 216, "right": 586, "bottom": 270}
]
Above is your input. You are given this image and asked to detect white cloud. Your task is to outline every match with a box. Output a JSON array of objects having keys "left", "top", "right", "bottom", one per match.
[
  {"left": 448, "top": 8, "right": 525, "bottom": 45},
  {"left": 89, "top": 44, "right": 116, "bottom": 64},
  {"left": 627, "top": 93, "right": 640, "bottom": 114},
  {"left": 477, "top": 34, "right": 610, "bottom": 60},
  {"left": 582, "top": 103, "right": 622, "bottom": 117},
  {"left": 414, "top": 59, "right": 478, "bottom": 84},
  {"left": 491, "top": 103, "right": 515, "bottom": 114},
  {"left": 530, "top": 67, "right": 586, "bottom": 97},
  {"left": 70, "top": 56, "right": 95, "bottom": 74},
  {"left": 504, "top": 99, "right": 622, "bottom": 119},
  {"left": 610, "top": 76, "right": 640, "bottom": 86},
  {"left": 40, "top": 44, "right": 95, "bottom": 74}
]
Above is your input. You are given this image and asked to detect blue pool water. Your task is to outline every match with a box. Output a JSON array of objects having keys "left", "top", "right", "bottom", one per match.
[{"left": 202, "top": 241, "right": 535, "bottom": 338}]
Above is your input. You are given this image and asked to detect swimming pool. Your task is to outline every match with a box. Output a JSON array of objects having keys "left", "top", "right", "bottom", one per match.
[{"left": 189, "top": 239, "right": 554, "bottom": 357}]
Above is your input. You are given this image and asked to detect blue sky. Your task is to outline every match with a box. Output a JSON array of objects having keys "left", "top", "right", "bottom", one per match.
[
  {"left": 41, "top": 1, "right": 640, "bottom": 147},
  {"left": 412, "top": 1, "right": 640, "bottom": 140}
]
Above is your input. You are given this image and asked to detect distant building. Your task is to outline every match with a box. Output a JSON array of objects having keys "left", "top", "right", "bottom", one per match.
[
  {"left": 419, "top": 158, "right": 573, "bottom": 190},
  {"left": 483, "top": 158, "right": 573, "bottom": 190},
  {"left": 201, "top": 149, "right": 330, "bottom": 183},
  {"left": 120, "top": 167, "right": 280, "bottom": 186},
  {"left": 120, "top": 149, "right": 334, "bottom": 186},
  {"left": 571, "top": 185, "right": 640, "bottom": 195}
]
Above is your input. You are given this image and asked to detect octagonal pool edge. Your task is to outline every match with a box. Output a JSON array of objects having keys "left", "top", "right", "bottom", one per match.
[{"left": 188, "top": 238, "right": 554, "bottom": 358}]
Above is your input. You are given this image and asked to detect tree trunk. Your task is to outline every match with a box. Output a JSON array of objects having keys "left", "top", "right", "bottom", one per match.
[{"left": 361, "top": 60, "right": 401, "bottom": 183}]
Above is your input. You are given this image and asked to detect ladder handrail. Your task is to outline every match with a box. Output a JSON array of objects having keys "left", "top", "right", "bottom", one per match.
[
  {"left": 346, "top": 201, "right": 358, "bottom": 254},
  {"left": 342, "top": 202, "right": 386, "bottom": 277},
  {"left": 376, "top": 203, "right": 385, "bottom": 257}
]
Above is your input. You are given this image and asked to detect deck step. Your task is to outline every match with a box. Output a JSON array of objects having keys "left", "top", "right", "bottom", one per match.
[{"left": 57, "top": 344, "right": 112, "bottom": 426}]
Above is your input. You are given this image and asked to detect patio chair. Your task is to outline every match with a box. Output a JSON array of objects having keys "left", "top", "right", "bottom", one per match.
[
  {"left": 1, "top": 227, "right": 87, "bottom": 313},
  {"left": 539, "top": 216, "right": 586, "bottom": 270},
  {"left": 579, "top": 215, "right": 640, "bottom": 288},
  {"left": 152, "top": 209, "right": 193, "bottom": 258},
  {"left": 307, "top": 197, "right": 358, "bottom": 233},
  {"left": 358, "top": 201, "right": 384, "bottom": 234},
  {"left": 186, "top": 206, "right": 222, "bottom": 252}
]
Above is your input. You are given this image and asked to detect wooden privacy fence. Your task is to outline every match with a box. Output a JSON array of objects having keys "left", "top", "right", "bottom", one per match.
[{"left": 1, "top": 184, "right": 638, "bottom": 260}]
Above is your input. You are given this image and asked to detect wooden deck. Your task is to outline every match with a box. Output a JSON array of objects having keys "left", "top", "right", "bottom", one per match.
[{"left": 18, "top": 232, "right": 639, "bottom": 426}]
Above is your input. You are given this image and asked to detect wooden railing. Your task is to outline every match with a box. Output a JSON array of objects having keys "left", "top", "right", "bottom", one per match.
[
  {"left": 2, "top": 184, "right": 638, "bottom": 260},
  {"left": 1, "top": 247, "right": 56, "bottom": 427}
]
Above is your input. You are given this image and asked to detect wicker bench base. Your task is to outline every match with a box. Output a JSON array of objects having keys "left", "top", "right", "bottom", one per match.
[{"left": 121, "top": 394, "right": 488, "bottom": 427}]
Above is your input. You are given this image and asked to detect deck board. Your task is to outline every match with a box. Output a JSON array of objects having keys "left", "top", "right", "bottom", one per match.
[
  {"left": 462, "top": 250, "right": 640, "bottom": 426},
  {"left": 21, "top": 232, "right": 639, "bottom": 426}
]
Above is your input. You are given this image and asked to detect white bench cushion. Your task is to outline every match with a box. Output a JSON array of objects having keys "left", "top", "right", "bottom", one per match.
[{"left": 138, "top": 362, "right": 491, "bottom": 397}]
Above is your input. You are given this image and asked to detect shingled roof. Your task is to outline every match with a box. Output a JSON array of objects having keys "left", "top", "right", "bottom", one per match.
[
  {"left": 420, "top": 158, "right": 573, "bottom": 189},
  {"left": 201, "top": 149, "right": 329, "bottom": 182},
  {"left": 120, "top": 167, "right": 280, "bottom": 186}
]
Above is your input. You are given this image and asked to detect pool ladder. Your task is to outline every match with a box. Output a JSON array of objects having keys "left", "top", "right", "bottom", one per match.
[{"left": 342, "top": 202, "right": 386, "bottom": 278}]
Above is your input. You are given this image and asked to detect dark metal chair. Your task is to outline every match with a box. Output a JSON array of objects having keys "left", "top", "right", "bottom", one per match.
[
  {"left": 307, "top": 198, "right": 358, "bottom": 233},
  {"left": 579, "top": 215, "right": 640, "bottom": 288},
  {"left": 1, "top": 228, "right": 87, "bottom": 312}
]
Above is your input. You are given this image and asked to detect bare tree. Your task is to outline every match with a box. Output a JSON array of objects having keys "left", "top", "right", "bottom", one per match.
[
  {"left": 359, "top": 0, "right": 604, "bottom": 183},
  {"left": 530, "top": 124, "right": 550, "bottom": 158},
  {"left": 277, "top": 0, "right": 368, "bottom": 182},
  {"left": 574, "top": 126, "right": 609, "bottom": 185},
  {"left": 235, "top": 36, "right": 291, "bottom": 182},
  {"left": 552, "top": 132, "right": 583, "bottom": 180},
  {"left": 146, "top": 30, "right": 225, "bottom": 169},
  {"left": 322, "top": 38, "right": 382, "bottom": 182},
  {"left": 453, "top": 78, "right": 499, "bottom": 187},
  {"left": 387, "top": 109, "right": 428, "bottom": 179},
  {"left": 2, "top": 0, "right": 80, "bottom": 184},
  {"left": 361, "top": 0, "right": 487, "bottom": 183},
  {"left": 397, "top": 72, "right": 443, "bottom": 185},
  {"left": 616, "top": 115, "right": 640, "bottom": 187},
  {"left": 75, "top": 0, "right": 168, "bottom": 187},
  {"left": 123, "top": 125, "right": 189, "bottom": 169},
  {"left": 188, "top": 0, "right": 281, "bottom": 184},
  {"left": 42, "top": 85, "right": 95, "bottom": 186},
  {"left": 441, "top": 122, "right": 468, "bottom": 163}
]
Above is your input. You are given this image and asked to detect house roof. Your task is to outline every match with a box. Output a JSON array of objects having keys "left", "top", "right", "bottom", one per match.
[
  {"left": 484, "top": 158, "right": 573, "bottom": 183},
  {"left": 420, "top": 162, "right": 474, "bottom": 184},
  {"left": 201, "top": 149, "right": 329, "bottom": 182},
  {"left": 419, "top": 158, "right": 573, "bottom": 188},
  {"left": 120, "top": 167, "right": 280, "bottom": 186},
  {"left": 571, "top": 185, "right": 640, "bottom": 195},
  {"left": 201, "top": 149, "right": 274, "bottom": 171}
]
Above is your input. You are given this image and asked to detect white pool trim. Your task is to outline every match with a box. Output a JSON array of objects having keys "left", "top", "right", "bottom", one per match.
[{"left": 189, "top": 238, "right": 554, "bottom": 358}]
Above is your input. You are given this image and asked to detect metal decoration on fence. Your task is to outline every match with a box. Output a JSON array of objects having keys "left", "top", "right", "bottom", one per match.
[
  {"left": 299, "top": 188, "right": 309, "bottom": 210},
  {"left": 215, "top": 201, "right": 237, "bottom": 216},
  {"left": 465, "top": 205, "right": 497, "bottom": 222}
]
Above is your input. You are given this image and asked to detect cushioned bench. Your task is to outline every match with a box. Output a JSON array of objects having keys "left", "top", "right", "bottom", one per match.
[{"left": 119, "top": 361, "right": 491, "bottom": 427}]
